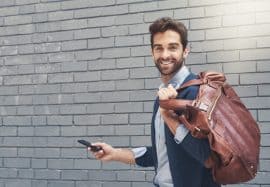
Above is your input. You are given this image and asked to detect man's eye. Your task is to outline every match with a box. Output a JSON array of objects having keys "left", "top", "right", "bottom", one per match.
[
  {"left": 169, "top": 46, "right": 178, "bottom": 51},
  {"left": 155, "top": 47, "right": 162, "bottom": 52}
]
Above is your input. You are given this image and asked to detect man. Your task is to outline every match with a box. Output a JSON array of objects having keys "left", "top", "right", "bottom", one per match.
[{"left": 91, "top": 17, "right": 220, "bottom": 187}]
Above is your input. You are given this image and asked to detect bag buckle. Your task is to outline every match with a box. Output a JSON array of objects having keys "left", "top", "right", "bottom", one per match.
[{"left": 194, "top": 126, "right": 201, "bottom": 132}]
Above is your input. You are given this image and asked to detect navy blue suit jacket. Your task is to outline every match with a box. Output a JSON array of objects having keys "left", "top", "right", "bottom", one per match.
[{"left": 135, "top": 73, "right": 221, "bottom": 187}]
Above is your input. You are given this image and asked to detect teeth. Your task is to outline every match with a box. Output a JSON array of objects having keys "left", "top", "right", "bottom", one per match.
[{"left": 161, "top": 61, "right": 172, "bottom": 65}]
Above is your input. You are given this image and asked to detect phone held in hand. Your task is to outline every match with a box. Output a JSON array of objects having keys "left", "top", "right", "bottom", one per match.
[{"left": 77, "top": 139, "right": 102, "bottom": 152}]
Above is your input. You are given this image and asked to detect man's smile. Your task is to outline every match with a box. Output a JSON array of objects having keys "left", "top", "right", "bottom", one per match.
[{"left": 160, "top": 61, "right": 173, "bottom": 65}]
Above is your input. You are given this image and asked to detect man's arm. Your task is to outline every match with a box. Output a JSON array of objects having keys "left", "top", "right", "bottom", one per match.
[
  {"left": 158, "top": 85, "right": 211, "bottom": 165},
  {"left": 158, "top": 84, "right": 181, "bottom": 135},
  {"left": 159, "top": 108, "right": 180, "bottom": 135}
]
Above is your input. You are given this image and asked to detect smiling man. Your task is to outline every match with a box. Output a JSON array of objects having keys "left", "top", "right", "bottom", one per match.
[
  {"left": 90, "top": 17, "right": 220, "bottom": 187},
  {"left": 152, "top": 28, "right": 188, "bottom": 81}
]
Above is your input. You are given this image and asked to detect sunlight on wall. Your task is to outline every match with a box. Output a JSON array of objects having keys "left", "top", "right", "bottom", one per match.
[{"left": 188, "top": 0, "right": 270, "bottom": 73}]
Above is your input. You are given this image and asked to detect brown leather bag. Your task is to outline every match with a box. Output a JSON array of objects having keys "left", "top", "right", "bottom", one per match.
[{"left": 159, "top": 71, "right": 261, "bottom": 184}]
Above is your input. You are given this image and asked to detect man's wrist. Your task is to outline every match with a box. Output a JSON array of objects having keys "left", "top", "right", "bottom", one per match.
[{"left": 114, "top": 148, "right": 135, "bottom": 164}]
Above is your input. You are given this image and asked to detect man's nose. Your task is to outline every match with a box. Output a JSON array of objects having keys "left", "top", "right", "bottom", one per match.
[{"left": 161, "top": 49, "right": 170, "bottom": 59}]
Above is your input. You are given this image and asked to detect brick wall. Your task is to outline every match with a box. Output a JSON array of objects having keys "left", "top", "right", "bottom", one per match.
[{"left": 0, "top": 0, "right": 269, "bottom": 187}]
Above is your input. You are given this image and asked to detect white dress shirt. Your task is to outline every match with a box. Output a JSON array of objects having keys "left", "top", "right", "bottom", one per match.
[{"left": 132, "top": 66, "right": 190, "bottom": 187}]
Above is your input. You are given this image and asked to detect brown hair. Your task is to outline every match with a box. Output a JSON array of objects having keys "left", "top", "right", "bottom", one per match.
[{"left": 149, "top": 17, "right": 188, "bottom": 49}]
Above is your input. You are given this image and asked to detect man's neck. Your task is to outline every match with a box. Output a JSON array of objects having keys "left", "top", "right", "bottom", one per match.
[
  {"left": 160, "top": 65, "right": 189, "bottom": 88},
  {"left": 161, "top": 75, "right": 171, "bottom": 85},
  {"left": 161, "top": 71, "right": 177, "bottom": 85}
]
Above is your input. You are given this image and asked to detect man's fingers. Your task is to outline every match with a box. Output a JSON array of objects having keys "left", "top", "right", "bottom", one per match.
[
  {"left": 168, "top": 84, "right": 174, "bottom": 89},
  {"left": 158, "top": 85, "right": 177, "bottom": 100},
  {"left": 93, "top": 149, "right": 105, "bottom": 159},
  {"left": 94, "top": 149, "right": 104, "bottom": 156},
  {"left": 168, "top": 84, "right": 177, "bottom": 98},
  {"left": 158, "top": 89, "right": 169, "bottom": 100},
  {"left": 91, "top": 142, "right": 105, "bottom": 147}
]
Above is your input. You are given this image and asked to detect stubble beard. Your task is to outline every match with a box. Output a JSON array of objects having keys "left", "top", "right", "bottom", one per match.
[{"left": 155, "top": 57, "right": 184, "bottom": 76}]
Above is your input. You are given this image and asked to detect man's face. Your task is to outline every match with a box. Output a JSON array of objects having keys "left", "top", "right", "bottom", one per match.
[{"left": 152, "top": 30, "right": 187, "bottom": 78}]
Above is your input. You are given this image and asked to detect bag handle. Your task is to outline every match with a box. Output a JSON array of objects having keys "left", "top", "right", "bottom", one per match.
[
  {"left": 178, "top": 71, "right": 226, "bottom": 91},
  {"left": 177, "top": 79, "right": 203, "bottom": 91},
  {"left": 159, "top": 78, "right": 203, "bottom": 110},
  {"left": 159, "top": 99, "right": 193, "bottom": 110}
]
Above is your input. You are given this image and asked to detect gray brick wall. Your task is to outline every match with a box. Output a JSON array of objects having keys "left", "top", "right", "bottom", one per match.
[{"left": 0, "top": 0, "right": 269, "bottom": 187}]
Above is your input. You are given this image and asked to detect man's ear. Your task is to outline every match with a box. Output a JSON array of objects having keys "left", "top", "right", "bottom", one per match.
[{"left": 183, "top": 48, "right": 189, "bottom": 59}]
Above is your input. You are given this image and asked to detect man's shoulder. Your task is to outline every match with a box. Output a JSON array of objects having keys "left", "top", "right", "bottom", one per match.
[
  {"left": 179, "top": 72, "right": 199, "bottom": 99},
  {"left": 183, "top": 72, "right": 197, "bottom": 83}
]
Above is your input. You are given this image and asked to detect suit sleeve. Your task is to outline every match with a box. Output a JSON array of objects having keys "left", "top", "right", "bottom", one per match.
[
  {"left": 179, "top": 86, "right": 211, "bottom": 165},
  {"left": 134, "top": 146, "right": 155, "bottom": 167}
]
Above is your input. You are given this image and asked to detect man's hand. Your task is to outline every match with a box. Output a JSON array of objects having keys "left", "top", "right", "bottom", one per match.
[
  {"left": 158, "top": 84, "right": 177, "bottom": 100},
  {"left": 90, "top": 142, "right": 135, "bottom": 164},
  {"left": 90, "top": 142, "right": 116, "bottom": 162}
]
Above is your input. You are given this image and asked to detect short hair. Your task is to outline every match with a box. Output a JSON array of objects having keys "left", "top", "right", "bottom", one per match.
[{"left": 149, "top": 17, "right": 188, "bottom": 49}]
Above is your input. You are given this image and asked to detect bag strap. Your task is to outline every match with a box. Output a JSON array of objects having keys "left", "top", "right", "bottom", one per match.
[
  {"left": 159, "top": 78, "right": 203, "bottom": 110},
  {"left": 160, "top": 72, "right": 225, "bottom": 110},
  {"left": 178, "top": 71, "right": 226, "bottom": 91},
  {"left": 177, "top": 78, "right": 203, "bottom": 91},
  {"left": 159, "top": 99, "right": 193, "bottom": 110}
]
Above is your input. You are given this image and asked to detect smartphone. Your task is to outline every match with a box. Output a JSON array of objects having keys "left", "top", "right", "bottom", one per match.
[{"left": 77, "top": 139, "right": 102, "bottom": 152}]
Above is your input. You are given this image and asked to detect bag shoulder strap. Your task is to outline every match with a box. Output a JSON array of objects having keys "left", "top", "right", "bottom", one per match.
[
  {"left": 177, "top": 79, "right": 203, "bottom": 91},
  {"left": 160, "top": 71, "right": 225, "bottom": 110},
  {"left": 178, "top": 71, "right": 226, "bottom": 91}
]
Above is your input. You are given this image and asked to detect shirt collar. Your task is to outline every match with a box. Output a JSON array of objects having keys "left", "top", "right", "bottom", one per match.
[{"left": 159, "top": 66, "right": 190, "bottom": 89}]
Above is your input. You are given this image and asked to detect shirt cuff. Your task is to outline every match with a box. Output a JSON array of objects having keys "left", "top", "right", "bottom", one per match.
[
  {"left": 174, "top": 124, "right": 189, "bottom": 144},
  {"left": 131, "top": 147, "right": 147, "bottom": 158}
]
